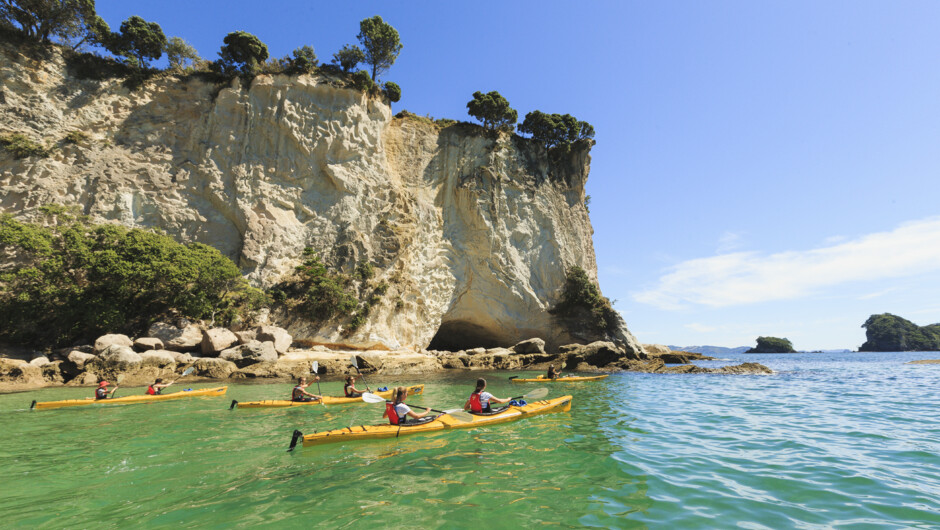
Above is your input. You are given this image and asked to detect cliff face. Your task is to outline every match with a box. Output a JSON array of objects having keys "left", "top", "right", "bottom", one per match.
[{"left": 0, "top": 42, "right": 644, "bottom": 354}]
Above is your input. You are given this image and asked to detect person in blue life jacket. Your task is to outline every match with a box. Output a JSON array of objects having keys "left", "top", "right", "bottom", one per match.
[
  {"left": 382, "top": 386, "right": 431, "bottom": 425},
  {"left": 344, "top": 375, "right": 368, "bottom": 398},
  {"left": 146, "top": 378, "right": 172, "bottom": 395},
  {"left": 95, "top": 380, "right": 118, "bottom": 400},
  {"left": 291, "top": 376, "right": 322, "bottom": 402},
  {"left": 464, "top": 378, "right": 510, "bottom": 413}
]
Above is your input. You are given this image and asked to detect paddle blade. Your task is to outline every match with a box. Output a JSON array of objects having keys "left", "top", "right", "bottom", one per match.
[
  {"left": 180, "top": 366, "right": 195, "bottom": 377},
  {"left": 361, "top": 392, "right": 386, "bottom": 404},
  {"left": 116, "top": 374, "right": 125, "bottom": 384},
  {"left": 349, "top": 355, "right": 358, "bottom": 369},
  {"left": 441, "top": 409, "right": 474, "bottom": 422},
  {"left": 525, "top": 387, "right": 549, "bottom": 400},
  {"left": 311, "top": 361, "right": 319, "bottom": 374}
]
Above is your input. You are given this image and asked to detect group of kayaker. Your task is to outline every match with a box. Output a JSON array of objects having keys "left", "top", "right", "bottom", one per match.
[{"left": 94, "top": 377, "right": 176, "bottom": 400}]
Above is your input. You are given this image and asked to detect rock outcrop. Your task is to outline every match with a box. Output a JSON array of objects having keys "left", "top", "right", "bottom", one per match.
[{"left": 0, "top": 41, "right": 643, "bottom": 356}]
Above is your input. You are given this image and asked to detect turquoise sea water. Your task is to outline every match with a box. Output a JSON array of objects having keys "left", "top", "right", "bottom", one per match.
[{"left": 1, "top": 351, "right": 939, "bottom": 528}]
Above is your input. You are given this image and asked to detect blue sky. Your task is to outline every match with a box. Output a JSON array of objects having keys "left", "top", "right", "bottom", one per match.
[{"left": 95, "top": 1, "right": 940, "bottom": 350}]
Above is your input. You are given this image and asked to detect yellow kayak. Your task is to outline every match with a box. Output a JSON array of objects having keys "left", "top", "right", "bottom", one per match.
[
  {"left": 289, "top": 395, "right": 573, "bottom": 449},
  {"left": 30, "top": 386, "right": 228, "bottom": 410},
  {"left": 231, "top": 384, "right": 424, "bottom": 409},
  {"left": 510, "top": 374, "right": 608, "bottom": 383}
]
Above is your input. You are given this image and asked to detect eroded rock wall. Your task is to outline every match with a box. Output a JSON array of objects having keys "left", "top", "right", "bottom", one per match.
[{"left": 0, "top": 42, "right": 643, "bottom": 354}]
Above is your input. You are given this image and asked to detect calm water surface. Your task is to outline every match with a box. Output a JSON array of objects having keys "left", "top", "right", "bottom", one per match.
[{"left": 1, "top": 351, "right": 939, "bottom": 528}]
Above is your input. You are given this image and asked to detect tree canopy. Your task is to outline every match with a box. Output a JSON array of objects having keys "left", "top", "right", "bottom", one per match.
[
  {"left": 859, "top": 313, "right": 940, "bottom": 352},
  {"left": 466, "top": 90, "right": 517, "bottom": 131},
  {"left": 218, "top": 30, "right": 268, "bottom": 74},
  {"left": 518, "top": 111, "right": 595, "bottom": 150},
  {"left": 331, "top": 43, "right": 364, "bottom": 72},
  {"left": 356, "top": 15, "right": 401, "bottom": 81},
  {"left": 549, "top": 266, "right": 619, "bottom": 333},
  {"left": 289, "top": 44, "right": 317, "bottom": 73},
  {"left": 166, "top": 36, "right": 200, "bottom": 70},
  {"left": 383, "top": 81, "right": 401, "bottom": 103},
  {"left": 115, "top": 15, "right": 165, "bottom": 68},
  {"left": 0, "top": 0, "right": 96, "bottom": 42}
]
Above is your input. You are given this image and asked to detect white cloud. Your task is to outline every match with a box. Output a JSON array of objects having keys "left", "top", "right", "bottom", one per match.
[
  {"left": 857, "top": 288, "right": 896, "bottom": 300},
  {"left": 685, "top": 323, "right": 716, "bottom": 333},
  {"left": 716, "top": 231, "right": 744, "bottom": 253},
  {"left": 634, "top": 217, "right": 940, "bottom": 309}
]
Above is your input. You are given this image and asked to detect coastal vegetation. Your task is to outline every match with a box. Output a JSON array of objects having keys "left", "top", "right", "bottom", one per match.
[
  {"left": 466, "top": 90, "right": 518, "bottom": 132},
  {"left": 859, "top": 313, "right": 940, "bottom": 352},
  {"left": 550, "top": 266, "right": 619, "bottom": 333},
  {"left": 0, "top": 207, "right": 267, "bottom": 347},
  {"left": 745, "top": 336, "right": 796, "bottom": 353},
  {"left": 0, "top": 132, "right": 51, "bottom": 158}
]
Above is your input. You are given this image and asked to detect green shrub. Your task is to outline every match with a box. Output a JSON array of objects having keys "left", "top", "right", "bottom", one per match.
[
  {"left": 0, "top": 210, "right": 263, "bottom": 347},
  {"left": 383, "top": 81, "right": 401, "bottom": 103},
  {"left": 373, "top": 281, "right": 389, "bottom": 296},
  {"left": 395, "top": 299, "right": 404, "bottom": 309},
  {"left": 550, "top": 266, "right": 618, "bottom": 332},
  {"left": 355, "top": 261, "right": 375, "bottom": 281},
  {"left": 434, "top": 118, "right": 457, "bottom": 129},
  {"left": 0, "top": 133, "right": 51, "bottom": 159},
  {"left": 64, "top": 131, "right": 90, "bottom": 145},
  {"left": 350, "top": 69, "right": 373, "bottom": 91},
  {"left": 332, "top": 44, "right": 364, "bottom": 72}
]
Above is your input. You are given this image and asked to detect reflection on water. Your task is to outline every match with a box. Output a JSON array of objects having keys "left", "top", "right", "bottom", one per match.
[{"left": 1, "top": 354, "right": 940, "bottom": 527}]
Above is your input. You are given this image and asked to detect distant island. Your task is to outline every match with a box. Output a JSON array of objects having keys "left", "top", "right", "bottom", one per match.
[
  {"left": 668, "top": 345, "right": 750, "bottom": 356},
  {"left": 745, "top": 336, "right": 797, "bottom": 354},
  {"left": 859, "top": 313, "right": 940, "bottom": 352}
]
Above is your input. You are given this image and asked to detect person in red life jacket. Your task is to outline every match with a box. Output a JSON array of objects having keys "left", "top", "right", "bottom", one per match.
[
  {"left": 344, "top": 375, "right": 368, "bottom": 398},
  {"left": 146, "top": 378, "right": 172, "bottom": 395},
  {"left": 464, "top": 378, "right": 510, "bottom": 414},
  {"left": 95, "top": 380, "right": 118, "bottom": 400},
  {"left": 382, "top": 386, "right": 431, "bottom": 425},
  {"left": 291, "top": 376, "right": 322, "bottom": 402}
]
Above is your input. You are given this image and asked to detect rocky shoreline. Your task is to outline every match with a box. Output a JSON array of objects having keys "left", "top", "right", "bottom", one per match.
[{"left": 0, "top": 321, "right": 774, "bottom": 393}]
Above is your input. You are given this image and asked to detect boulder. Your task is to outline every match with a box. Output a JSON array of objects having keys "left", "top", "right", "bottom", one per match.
[
  {"left": 563, "top": 341, "right": 624, "bottom": 368},
  {"left": 193, "top": 357, "right": 238, "bottom": 378},
  {"left": 67, "top": 350, "right": 96, "bottom": 370},
  {"left": 29, "top": 355, "right": 50, "bottom": 367},
  {"left": 231, "top": 360, "right": 309, "bottom": 379},
  {"left": 133, "top": 337, "right": 164, "bottom": 352},
  {"left": 465, "top": 348, "right": 486, "bottom": 356},
  {"left": 0, "top": 358, "right": 43, "bottom": 385},
  {"left": 95, "top": 345, "right": 143, "bottom": 371},
  {"left": 147, "top": 322, "right": 202, "bottom": 352},
  {"left": 642, "top": 343, "right": 672, "bottom": 355},
  {"left": 66, "top": 371, "right": 99, "bottom": 386},
  {"left": 235, "top": 330, "right": 257, "bottom": 344},
  {"left": 94, "top": 334, "right": 133, "bottom": 354},
  {"left": 512, "top": 338, "right": 546, "bottom": 354},
  {"left": 219, "top": 340, "right": 278, "bottom": 367},
  {"left": 201, "top": 328, "right": 238, "bottom": 356},
  {"left": 140, "top": 350, "right": 177, "bottom": 367},
  {"left": 41, "top": 361, "right": 65, "bottom": 383},
  {"left": 485, "top": 347, "right": 513, "bottom": 356},
  {"left": 255, "top": 326, "right": 292, "bottom": 354},
  {"left": 167, "top": 351, "right": 195, "bottom": 364}
]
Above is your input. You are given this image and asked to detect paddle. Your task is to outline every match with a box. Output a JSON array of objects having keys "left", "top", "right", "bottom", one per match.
[
  {"left": 109, "top": 374, "right": 126, "bottom": 398},
  {"left": 361, "top": 392, "right": 473, "bottom": 422},
  {"left": 170, "top": 366, "right": 195, "bottom": 387},
  {"left": 349, "top": 355, "right": 372, "bottom": 392},
  {"left": 312, "top": 361, "right": 322, "bottom": 398},
  {"left": 511, "top": 387, "right": 549, "bottom": 401}
]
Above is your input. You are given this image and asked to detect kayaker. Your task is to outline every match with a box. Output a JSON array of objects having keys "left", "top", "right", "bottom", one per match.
[
  {"left": 547, "top": 365, "right": 559, "bottom": 379},
  {"left": 95, "top": 380, "right": 118, "bottom": 400},
  {"left": 464, "top": 378, "right": 510, "bottom": 414},
  {"left": 382, "top": 386, "right": 431, "bottom": 425},
  {"left": 292, "top": 376, "right": 322, "bottom": 402},
  {"left": 344, "top": 375, "right": 367, "bottom": 398},
  {"left": 146, "top": 378, "right": 172, "bottom": 395}
]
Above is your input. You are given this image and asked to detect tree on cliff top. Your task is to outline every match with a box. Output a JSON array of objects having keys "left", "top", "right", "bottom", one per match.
[
  {"left": 166, "top": 36, "right": 200, "bottom": 70},
  {"left": 0, "top": 0, "right": 98, "bottom": 43},
  {"left": 357, "top": 15, "right": 401, "bottom": 81},
  {"left": 331, "top": 43, "right": 364, "bottom": 73},
  {"left": 518, "top": 110, "right": 595, "bottom": 150},
  {"left": 745, "top": 336, "right": 796, "bottom": 353},
  {"left": 218, "top": 30, "right": 268, "bottom": 74},
  {"left": 114, "top": 15, "right": 165, "bottom": 68},
  {"left": 466, "top": 90, "right": 518, "bottom": 132}
]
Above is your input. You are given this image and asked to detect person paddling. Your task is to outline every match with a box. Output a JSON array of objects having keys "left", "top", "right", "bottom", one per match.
[
  {"left": 344, "top": 375, "right": 367, "bottom": 398},
  {"left": 547, "top": 365, "right": 559, "bottom": 380},
  {"left": 292, "top": 376, "right": 322, "bottom": 402},
  {"left": 464, "top": 378, "right": 510, "bottom": 414},
  {"left": 146, "top": 378, "right": 172, "bottom": 395},
  {"left": 382, "top": 386, "right": 431, "bottom": 425},
  {"left": 95, "top": 380, "right": 118, "bottom": 400}
]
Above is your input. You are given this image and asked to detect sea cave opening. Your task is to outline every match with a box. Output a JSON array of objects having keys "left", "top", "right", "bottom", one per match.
[{"left": 427, "top": 319, "right": 504, "bottom": 352}]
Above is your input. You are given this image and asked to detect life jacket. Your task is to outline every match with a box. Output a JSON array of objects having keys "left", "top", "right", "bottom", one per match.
[
  {"left": 344, "top": 384, "right": 354, "bottom": 397},
  {"left": 147, "top": 385, "right": 159, "bottom": 395},
  {"left": 95, "top": 387, "right": 108, "bottom": 400},
  {"left": 292, "top": 385, "right": 303, "bottom": 400},
  {"left": 386, "top": 401, "right": 401, "bottom": 425},
  {"left": 468, "top": 392, "right": 483, "bottom": 413}
]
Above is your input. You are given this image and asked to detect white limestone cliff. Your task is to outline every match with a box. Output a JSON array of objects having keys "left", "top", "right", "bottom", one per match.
[{"left": 0, "top": 42, "right": 644, "bottom": 355}]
